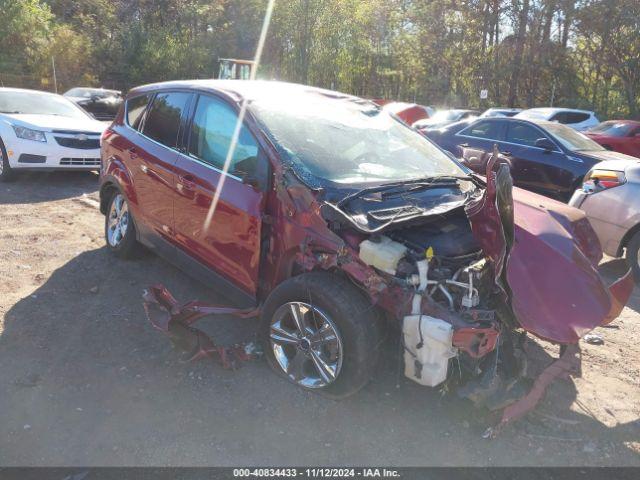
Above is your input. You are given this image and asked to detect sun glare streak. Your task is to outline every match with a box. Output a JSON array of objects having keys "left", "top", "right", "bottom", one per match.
[{"left": 203, "top": 0, "right": 276, "bottom": 232}]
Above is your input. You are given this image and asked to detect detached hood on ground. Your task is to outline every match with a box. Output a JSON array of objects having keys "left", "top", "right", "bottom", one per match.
[
  {"left": 1, "top": 113, "right": 106, "bottom": 133},
  {"left": 467, "top": 159, "right": 633, "bottom": 344}
]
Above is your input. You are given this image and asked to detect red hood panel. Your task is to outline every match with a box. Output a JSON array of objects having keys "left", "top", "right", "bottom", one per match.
[
  {"left": 467, "top": 165, "right": 630, "bottom": 344},
  {"left": 507, "top": 191, "right": 612, "bottom": 342}
]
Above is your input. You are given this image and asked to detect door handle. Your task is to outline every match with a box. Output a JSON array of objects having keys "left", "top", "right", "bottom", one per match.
[
  {"left": 178, "top": 174, "right": 196, "bottom": 192},
  {"left": 459, "top": 143, "right": 469, "bottom": 148},
  {"left": 128, "top": 147, "right": 138, "bottom": 159},
  {"left": 500, "top": 151, "right": 513, "bottom": 157}
]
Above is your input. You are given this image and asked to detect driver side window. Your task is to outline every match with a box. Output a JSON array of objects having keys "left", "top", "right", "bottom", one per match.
[
  {"left": 188, "top": 95, "right": 262, "bottom": 179},
  {"left": 506, "top": 123, "right": 548, "bottom": 148}
]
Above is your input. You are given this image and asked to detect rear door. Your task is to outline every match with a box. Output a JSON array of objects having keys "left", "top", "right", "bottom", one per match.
[
  {"left": 503, "top": 121, "right": 571, "bottom": 199},
  {"left": 129, "top": 91, "right": 192, "bottom": 252},
  {"left": 172, "top": 93, "right": 268, "bottom": 301},
  {"left": 455, "top": 119, "right": 505, "bottom": 173}
]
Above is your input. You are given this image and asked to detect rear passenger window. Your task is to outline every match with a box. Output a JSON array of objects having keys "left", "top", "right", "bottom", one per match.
[
  {"left": 142, "top": 92, "right": 191, "bottom": 148},
  {"left": 551, "top": 112, "right": 590, "bottom": 124},
  {"left": 506, "top": 123, "right": 545, "bottom": 147},
  {"left": 126, "top": 94, "right": 151, "bottom": 130},
  {"left": 188, "top": 95, "right": 260, "bottom": 177},
  {"left": 461, "top": 120, "right": 501, "bottom": 140},
  {"left": 566, "top": 112, "right": 590, "bottom": 123}
]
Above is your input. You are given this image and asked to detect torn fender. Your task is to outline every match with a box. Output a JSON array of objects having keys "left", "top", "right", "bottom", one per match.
[{"left": 466, "top": 154, "right": 633, "bottom": 344}]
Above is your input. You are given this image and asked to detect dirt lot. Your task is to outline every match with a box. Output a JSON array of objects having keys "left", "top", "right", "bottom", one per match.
[{"left": 0, "top": 172, "right": 639, "bottom": 466}]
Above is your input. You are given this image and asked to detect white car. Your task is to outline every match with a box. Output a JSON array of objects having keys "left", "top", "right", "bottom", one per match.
[
  {"left": 515, "top": 108, "right": 599, "bottom": 131},
  {"left": 0, "top": 87, "right": 107, "bottom": 181}
]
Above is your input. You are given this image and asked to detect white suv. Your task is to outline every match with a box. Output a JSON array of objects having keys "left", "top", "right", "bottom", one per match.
[{"left": 515, "top": 108, "right": 599, "bottom": 131}]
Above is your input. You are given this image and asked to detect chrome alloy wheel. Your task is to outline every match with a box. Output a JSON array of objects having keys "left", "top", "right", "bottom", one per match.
[
  {"left": 0, "top": 148, "right": 4, "bottom": 174},
  {"left": 107, "top": 194, "right": 130, "bottom": 247},
  {"left": 269, "top": 301, "right": 343, "bottom": 389}
]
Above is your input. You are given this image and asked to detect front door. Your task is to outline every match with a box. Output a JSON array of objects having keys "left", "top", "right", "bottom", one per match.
[
  {"left": 173, "top": 94, "right": 267, "bottom": 300},
  {"left": 502, "top": 121, "right": 571, "bottom": 199}
]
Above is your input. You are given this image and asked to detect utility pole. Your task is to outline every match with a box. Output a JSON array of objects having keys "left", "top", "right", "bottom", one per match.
[{"left": 51, "top": 57, "right": 58, "bottom": 93}]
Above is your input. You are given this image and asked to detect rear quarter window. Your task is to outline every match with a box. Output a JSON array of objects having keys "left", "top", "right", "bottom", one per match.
[
  {"left": 126, "top": 94, "right": 152, "bottom": 130},
  {"left": 460, "top": 120, "right": 501, "bottom": 140}
]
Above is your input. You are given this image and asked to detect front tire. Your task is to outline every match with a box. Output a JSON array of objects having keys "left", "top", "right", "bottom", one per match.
[
  {"left": 0, "top": 137, "right": 15, "bottom": 182},
  {"left": 625, "top": 230, "right": 640, "bottom": 282},
  {"left": 105, "top": 191, "right": 140, "bottom": 259},
  {"left": 260, "top": 272, "right": 381, "bottom": 399}
]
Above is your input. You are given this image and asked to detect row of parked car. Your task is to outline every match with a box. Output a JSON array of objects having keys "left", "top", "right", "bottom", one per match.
[
  {"left": 0, "top": 81, "right": 634, "bottom": 405},
  {"left": 384, "top": 101, "right": 640, "bottom": 157}
]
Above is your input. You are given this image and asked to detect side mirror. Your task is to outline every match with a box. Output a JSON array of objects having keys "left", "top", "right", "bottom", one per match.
[
  {"left": 535, "top": 138, "right": 555, "bottom": 151},
  {"left": 239, "top": 172, "right": 262, "bottom": 191}
]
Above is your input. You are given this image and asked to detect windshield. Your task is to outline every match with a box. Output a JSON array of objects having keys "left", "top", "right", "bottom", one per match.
[
  {"left": 588, "top": 121, "right": 635, "bottom": 137},
  {"left": 64, "top": 88, "right": 114, "bottom": 99},
  {"left": 431, "top": 110, "right": 461, "bottom": 122},
  {"left": 483, "top": 109, "right": 519, "bottom": 118},
  {"left": 250, "top": 96, "right": 467, "bottom": 185},
  {"left": 517, "top": 110, "right": 549, "bottom": 120},
  {"left": 0, "top": 91, "right": 89, "bottom": 119},
  {"left": 544, "top": 122, "right": 605, "bottom": 151}
]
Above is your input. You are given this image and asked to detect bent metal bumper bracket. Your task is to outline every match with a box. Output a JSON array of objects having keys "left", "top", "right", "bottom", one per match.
[{"left": 142, "top": 285, "right": 261, "bottom": 369}]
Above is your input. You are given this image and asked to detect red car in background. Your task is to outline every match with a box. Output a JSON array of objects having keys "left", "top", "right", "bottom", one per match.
[
  {"left": 380, "top": 101, "right": 433, "bottom": 125},
  {"left": 585, "top": 120, "right": 640, "bottom": 158}
]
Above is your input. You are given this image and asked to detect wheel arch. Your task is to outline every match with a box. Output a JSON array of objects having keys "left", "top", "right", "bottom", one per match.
[{"left": 617, "top": 222, "right": 640, "bottom": 257}]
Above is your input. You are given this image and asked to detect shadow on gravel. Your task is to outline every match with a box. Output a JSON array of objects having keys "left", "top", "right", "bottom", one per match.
[
  {"left": 0, "top": 247, "right": 638, "bottom": 465},
  {"left": 0, "top": 171, "right": 99, "bottom": 204}
]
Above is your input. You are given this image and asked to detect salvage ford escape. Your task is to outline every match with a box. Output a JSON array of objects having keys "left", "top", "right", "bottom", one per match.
[{"left": 99, "top": 80, "right": 633, "bottom": 431}]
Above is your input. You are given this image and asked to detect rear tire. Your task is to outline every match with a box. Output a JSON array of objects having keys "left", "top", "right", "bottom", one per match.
[
  {"left": 0, "top": 137, "right": 15, "bottom": 182},
  {"left": 105, "top": 191, "right": 141, "bottom": 259},
  {"left": 625, "top": 231, "right": 640, "bottom": 282},
  {"left": 260, "top": 272, "right": 381, "bottom": 399}
]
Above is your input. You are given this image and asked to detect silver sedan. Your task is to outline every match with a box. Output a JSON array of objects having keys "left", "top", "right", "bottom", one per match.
[{"left": 569, "top": 158, "right": 640, "bottom": 280}]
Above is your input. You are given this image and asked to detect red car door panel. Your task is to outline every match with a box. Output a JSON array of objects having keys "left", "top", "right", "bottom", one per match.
[
  {"left": 173, "top": 157, "right": 263, "bottom": 295},
  {"left": 128, "top": 91, "right": 192, "bottom": 248},
  {"left": 128, "top": 135, "right": 178, "bottom": 245}
]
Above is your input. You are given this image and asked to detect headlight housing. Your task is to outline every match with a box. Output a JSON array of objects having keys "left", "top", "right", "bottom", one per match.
[
  {"left": 12, "top": 125, "right": 47, "bottom": 142},
  {"left": 582, "top": 168, "right": 626, "bottom": 192}
]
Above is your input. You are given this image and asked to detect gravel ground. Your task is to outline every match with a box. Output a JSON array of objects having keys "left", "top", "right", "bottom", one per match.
[{"left": 0, "top": 171, "right": 638, "bottom": 466}]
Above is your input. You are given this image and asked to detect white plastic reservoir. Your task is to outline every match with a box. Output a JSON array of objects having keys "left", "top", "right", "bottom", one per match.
[
  {"left": 359, "top": 236, "right": 407, "bottom": 274},
  {"left": 403, "top": 315, "right": 457, "bottom": 387}
]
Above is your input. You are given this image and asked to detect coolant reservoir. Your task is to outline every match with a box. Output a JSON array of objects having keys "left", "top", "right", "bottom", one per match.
[
  {"left": 403, "top": 315, "right": 457, "bottom": 387},
  {"left": 359, "top": 236, "right": 407, "bottom": 274}
]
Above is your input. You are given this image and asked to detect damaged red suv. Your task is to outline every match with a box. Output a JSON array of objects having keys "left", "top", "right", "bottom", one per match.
[{"left": 100, "top": 81, "right": 633, "bottom": 431}]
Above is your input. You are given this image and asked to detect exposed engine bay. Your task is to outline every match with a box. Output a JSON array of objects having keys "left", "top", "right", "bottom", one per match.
[{"left": 352, "top": 210, "right": 507, "bottom": 390}]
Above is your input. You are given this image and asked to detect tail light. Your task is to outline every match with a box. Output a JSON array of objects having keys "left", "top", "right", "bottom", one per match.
[{"left": 582, "top": 169, "right": 626, "bottom": 192}]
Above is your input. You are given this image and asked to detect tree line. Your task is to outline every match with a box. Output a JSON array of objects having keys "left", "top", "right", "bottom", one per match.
[{"left": 1, "top": 0, "right": 638, "bottom": 119}]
